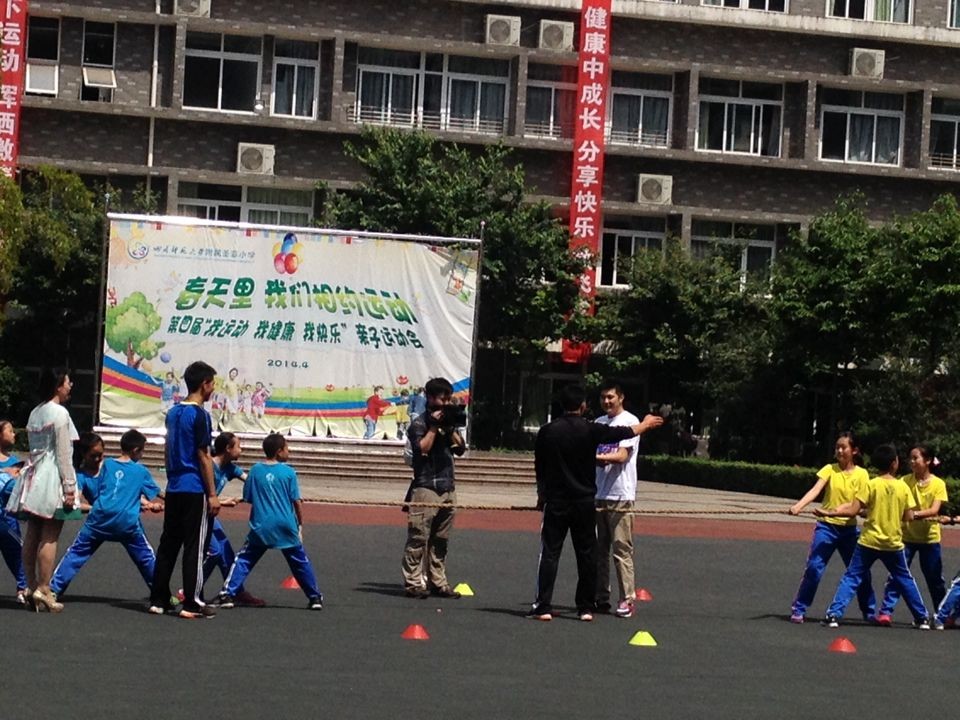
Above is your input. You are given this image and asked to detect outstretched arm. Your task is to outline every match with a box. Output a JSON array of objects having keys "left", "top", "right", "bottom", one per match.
[{"left": 789, "top": 476, "right": 829, "bottom": 516}]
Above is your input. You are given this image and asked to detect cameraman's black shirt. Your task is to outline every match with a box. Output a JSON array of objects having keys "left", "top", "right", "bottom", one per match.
[
  {"left": 535, "top": 414, "right": 635, "bottom": 503},
  {"left": 407, "top": 415, "right": 462, "bottom": 494}
]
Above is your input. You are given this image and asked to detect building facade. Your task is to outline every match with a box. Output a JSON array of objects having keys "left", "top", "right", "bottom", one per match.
[{"left": 19, "top": 0, "right": 960, "bottom": 434}]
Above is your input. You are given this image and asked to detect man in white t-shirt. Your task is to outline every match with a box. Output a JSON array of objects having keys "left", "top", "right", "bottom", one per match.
[{"left": 594, "top": 381, "right": 641, "bottom": 618}]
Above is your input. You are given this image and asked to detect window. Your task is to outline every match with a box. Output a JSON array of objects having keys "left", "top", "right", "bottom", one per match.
[
  {"left": 828, "top": 0, "right": 909, "bottom": 22},
  {"left": 599, "top": 219, "right": 667, "bottom": 287},
  {"left": 703, "top": 0, "right": 786, "bottom": 11},
  {"left": 272, "top": 39, "right": 319, "bottom": 119},
  {"left": 609, "top": 71, "right": 672, "bottom": 147},
  {"left": 691, "top": 221, "right": 778, "bottom": 285},
  {"left": 930, "top": 97, "right": 960, "bottom": 170},
  {"left": 697, "top": 78, "right": 782, "bottom": 157},
  {"left": 81, "top": 21, "right": 116, "bottom": 102},
  {"left": 25, "top": 17, "right": 59, "bottom": 96},
  {"left": 819, "top": 88, "right": 903, "bottom": 165},
  {"left": 951, "top": 0, "right": 960, "bottom": 27},
  {"left": 525, "top": 64, "right": 576, "bottom": 139},
  {"left": 183, "top": 33, "right": 262, "bottom": 113},
  {"left": 178, "top": 183, "right": 314, "bottom": 226},
  {"left": 353, "top": 48, "right": 509, "bottom": 135}
]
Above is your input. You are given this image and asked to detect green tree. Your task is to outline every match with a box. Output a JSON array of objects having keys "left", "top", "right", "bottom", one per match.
[
  {"left": 104, "top": 291, "right": 164, "bottom": 369},
  {"left": 322, "top": 127, "right": 585, "bottom": 353}
]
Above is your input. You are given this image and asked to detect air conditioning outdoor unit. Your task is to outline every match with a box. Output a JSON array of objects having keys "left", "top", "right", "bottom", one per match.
[
  {"left": 637, "top": 174, "right": 673, "bottom": 206},
  {"left": 849, "top": 48, "right": 884, "bottom": 79},
  {"left": 538, "top": 20, "right": 575, "bottom": 52},
  {"left": 175, "top": 0, "right": 212, "bottom": 18},
  {"left": 237, "top": 143, "right": 275, "bottom": 175},
  {"left": 485, "top": 14, "right": 521, "bottom": 46}
]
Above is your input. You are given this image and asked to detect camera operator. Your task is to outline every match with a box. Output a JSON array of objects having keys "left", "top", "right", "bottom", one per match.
[{"left": 401, "top": 377, "right": 466, "bottom": 599}]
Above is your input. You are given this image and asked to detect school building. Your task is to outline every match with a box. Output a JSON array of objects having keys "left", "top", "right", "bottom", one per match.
[{"left": 18, "top": 0, "right": 960, "bottom": 438}]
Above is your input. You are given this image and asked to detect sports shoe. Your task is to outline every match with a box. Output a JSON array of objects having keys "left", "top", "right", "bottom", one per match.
[
  {"left": 789, "top": 613, "right": 804, "bottom": 624},
  {"left": 308, "top": 596, "right": 323, "bottom": 610},
  {"left": 404, "top": 587, "right": 429, "bottom": 599},
  {"left": 915, "top": 617, "right": 931, "bottom": 631},
  {"left": 178, "top": 605, "right": 216, "bottom": 619},
  {"left": 16, "top": 590, "right": 26, "bottom": 606},
  {"left": 615, "top": 600, "right": 635, "bottom": 619},
  {"left": 526, "top": 607, "right": 552, "bottom": 622},
  {"left": 211, "top": 593, "right": 236, "bottom": 609},
  {"left": 944, "top": 616, "right": 958, "bottom": 629},
  {"left": 823, "top": 614, "right": 839, "bottom": 628},
  {"left": 578, "top": 611, "right": 594, "bottom": 622},
  {"left": 235, "top": 590, "right": 266, "bottom": 608},
  {"left": 934, "top": 618, "right": 945, "bottom": 631},
  {"left": 430, "top": 586, "right": 461, "bottom": 599},
  {"left": 874, "top": 613, "right": 892, "bottom": 627},
  {"left": 147, "top": 604, "right": 166, "bottom": 615}
]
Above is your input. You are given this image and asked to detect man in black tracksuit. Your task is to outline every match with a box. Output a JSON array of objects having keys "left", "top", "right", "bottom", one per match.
[{"left": 530, "top": 384, "right": 663, "bottom": 622}]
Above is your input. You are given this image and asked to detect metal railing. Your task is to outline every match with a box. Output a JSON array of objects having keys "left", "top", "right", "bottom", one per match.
[{"left": 346, "top": 105, "right": 505, "bottom": 135}]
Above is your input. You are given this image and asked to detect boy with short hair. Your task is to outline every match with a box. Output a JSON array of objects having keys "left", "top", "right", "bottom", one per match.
[
  {"left": 214, "top": 433, "right": 323, "bottom": 610},
  {"left": 817, "top": 443, "right": 931, "bottom": 629},
  {"left": 51, "top": 429, "right": 163, "bottom": 598},
  {"left": 150, "top": 360, "right": 220, "bottom": 619}
]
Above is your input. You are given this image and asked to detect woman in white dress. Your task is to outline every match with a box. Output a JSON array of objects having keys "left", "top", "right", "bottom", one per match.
[{"left": 7, "top": 369, "right": 79, "bottom": 612}]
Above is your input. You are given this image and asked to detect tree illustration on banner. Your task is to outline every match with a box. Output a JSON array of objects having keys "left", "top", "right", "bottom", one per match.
[{"left": 105, "top": 291, "right": 164, "bottom": 369}]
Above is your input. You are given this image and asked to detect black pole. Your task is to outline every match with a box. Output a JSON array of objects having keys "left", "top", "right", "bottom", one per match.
[{"left": 91, "top": 194, "right": 111, "bottom": 428}]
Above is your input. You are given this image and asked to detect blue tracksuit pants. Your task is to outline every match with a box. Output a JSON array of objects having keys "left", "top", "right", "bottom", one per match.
[
  {"left": 203, "top": 519, "right": 246, "bottom": 592},
  {"left": 222, "top": 540, "right": 321, "bottom": 600},
  {"left": 827, "top": 545, "right": 928, "bottom": 622},
  {"left": 879, "top": 541, "right": 944, "bottom": 616},
  {"left": 792, "top": 522, "right": 876, "bottom": 618},
  {"left": 51, "top": 525, "right": 156, "bottom": 596},
  {"left": 0, "top": 513, "right": 26, "bottom": 591},
  {"left": 935, "top": 570, "right": 960, "bottom": 623}
]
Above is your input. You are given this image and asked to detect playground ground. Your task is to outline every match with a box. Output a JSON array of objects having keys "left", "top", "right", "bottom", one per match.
[{"left": 3, "top": 502, "right": 957, "bottom": 719}]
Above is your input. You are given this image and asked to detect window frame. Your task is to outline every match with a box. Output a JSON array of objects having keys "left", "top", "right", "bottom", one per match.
[
  {"left": 597, "top": 226, "right": 667, "bottom": 288},
  {"left": 950, "top": 0, "right": 960, "bottom": 27},
  {"left": 177, "top": 185, "right": 314, "bottom": 225},
  {"left": 607, "top": 84, "right": 673, "bottom": 148},
  {"left": 270, "top": 41, "right": 320, "bottom": 120},
  {"left": 25, "top": 16, "right": 60, "bottom": 97},
  {"left": 690, "top": 221, "right": 778, "bottom": 287},
  {"left": 524, "top": 80, "right": 577, "bottom": 140},
  {"left": 818, "top": 89, "right": 904, "bottom": 166},
  {"left": 826, "top": 0, "right": 912, "bottom": 23},
  {"left": 352, "top": 48, "right": 509, "bottom": 136},
  {"left": 930, "top": 100, "right": 960, "bottom": 170},
  {"left": 702, "top": 0, "right": 788, "bottom": 12},
  {"left": 183, "top": 33, "right": 263, "bottom": 115},
  {"left": 695, "top": 80, "right": 783, "bottom": 158}
]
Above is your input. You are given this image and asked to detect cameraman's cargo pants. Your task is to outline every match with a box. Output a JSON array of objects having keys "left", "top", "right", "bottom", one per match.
[{"left": 401, "top": 487, "right": 456, "bottom": 592}]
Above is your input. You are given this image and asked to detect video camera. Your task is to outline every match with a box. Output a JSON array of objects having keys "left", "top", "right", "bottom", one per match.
[{"left": 426, "top": 404, "right": 467, "bottom": 431}]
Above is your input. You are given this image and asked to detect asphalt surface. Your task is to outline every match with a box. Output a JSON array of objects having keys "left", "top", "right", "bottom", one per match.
[{"left": 3, "top": 508, "right": 957, "bottom": 720}]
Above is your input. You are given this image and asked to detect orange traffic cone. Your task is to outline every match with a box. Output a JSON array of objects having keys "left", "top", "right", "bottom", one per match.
[
  {"left": 636, "top": 588, "right": 653, "bottom": 602},
  {"left": 828, "top": 637, "right": 857, "bottom": 654},
  {"left": 280, "top": 576, "right": 300, "bottom": 589},
  {"left": 401, "top": 624, "right": 430, "bottom": 641}
]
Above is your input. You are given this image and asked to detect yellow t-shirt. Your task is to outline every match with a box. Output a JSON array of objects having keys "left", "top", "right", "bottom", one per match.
[
  {"left": 901, "top": 473, "right": 948, "bottom": 544},
  {"left": 857, "top": 476, "right": 918, "bottom": 551},
  {"left": 817, "top": 464, "right": 870, "bottom": 527}
]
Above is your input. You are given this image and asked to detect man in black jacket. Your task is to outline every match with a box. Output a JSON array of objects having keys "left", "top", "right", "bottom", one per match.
[{"left": 530, "top": 384, "right": 663, "bottom": 621}]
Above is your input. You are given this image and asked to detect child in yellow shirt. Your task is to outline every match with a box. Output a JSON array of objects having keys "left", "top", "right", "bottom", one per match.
[
  {"left": 816, "top": 444, "right": 929, "bottom": 629},
  {"left": 875, "top": 445, "right": 947, "bottom": 625}
]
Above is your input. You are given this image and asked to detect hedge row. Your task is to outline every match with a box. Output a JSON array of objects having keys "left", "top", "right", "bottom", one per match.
[{"left": 638, "top": 455, "right": 960, "bottom": 514}]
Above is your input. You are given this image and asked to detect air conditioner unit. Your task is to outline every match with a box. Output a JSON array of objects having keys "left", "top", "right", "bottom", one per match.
[
  {"left": 538, "top": 20, "right": 575, "bottom": 52},
  {"left": 175, "top": 0, "right": 211, "bottom": 18},
  {"left": 849, "top": 48, "right": 884, "bottom": 79},
  {"left": 637, "top": 174, "right": 673, "bottom": 205},
  {"left": 237, "top": 143, "right": 275, "bottom": 175},
  {"left": 485, "top": 14, "right": 521, "bottom": 46}
]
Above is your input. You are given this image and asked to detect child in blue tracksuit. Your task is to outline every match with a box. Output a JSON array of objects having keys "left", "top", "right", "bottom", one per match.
[
  {"left": 202, "top": 432, "right": 264, "bottom": 607},
  {"left": 214, "top": 433, "right": 322, "bottom": 610},
  {"left": 50, "top": 430, "right": 163, "bottom": 598},
  {"left": 0, "top": 461, "right": 28, "bottom": 604}
]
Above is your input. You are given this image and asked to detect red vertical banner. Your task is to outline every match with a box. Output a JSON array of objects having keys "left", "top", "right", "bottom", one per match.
[
  {"left": 562, "top": 0, "right": 611, "bottom": 365},
  {"left": 0, "top": 0, "right": 27, "bottom": 179}
]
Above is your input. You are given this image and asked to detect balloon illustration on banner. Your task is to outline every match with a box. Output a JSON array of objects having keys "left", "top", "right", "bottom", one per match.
[{"left": 272, "top": 232, "right": 304, "bottom": 275}]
